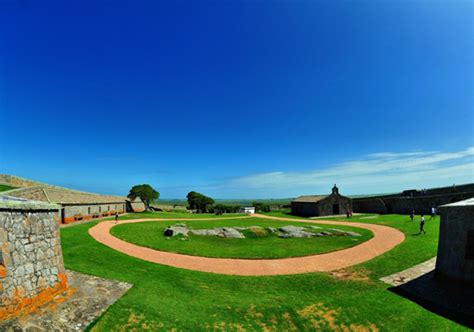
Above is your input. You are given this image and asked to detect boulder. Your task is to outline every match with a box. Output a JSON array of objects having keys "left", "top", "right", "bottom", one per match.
[
  {"left": 220, "top": 227, "right": 245, "bottom": 239},
  {"left": 318, "top": 231, "right": 332, "bottom": 236},
  {"left": 164, "top": 225, "right": 189, "bottom": 237},
  {"left": 278, "top": 226, "right": 315, "bottom": 238},
  {"left": 344, "top": 231, "right": 362, "bottom": 237},
  {"left": 190, "top": 227, "right": 245, "bottom": 238},
  {"left": 190, "top": 229, "right": 221, "bottom": 236},
  {"left": 266, "top": 227, "right": 278, "bottom": 234}
]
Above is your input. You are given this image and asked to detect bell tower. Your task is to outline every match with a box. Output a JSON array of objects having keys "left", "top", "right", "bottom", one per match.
[{"left": 332, "top": 184, "right": 339, "bottom": 195}]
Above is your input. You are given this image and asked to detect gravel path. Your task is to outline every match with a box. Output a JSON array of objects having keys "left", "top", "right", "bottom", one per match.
[{"left": 88, "top": 214, "right": 405, "bottom": 276}]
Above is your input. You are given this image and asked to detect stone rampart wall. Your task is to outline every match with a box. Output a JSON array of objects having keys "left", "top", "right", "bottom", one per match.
[
  {"left": 353, "top": 192, "right": 474, "bottom": 215},
  {"left": 351, "top": 198, "right": 387, "bottom": 214}
]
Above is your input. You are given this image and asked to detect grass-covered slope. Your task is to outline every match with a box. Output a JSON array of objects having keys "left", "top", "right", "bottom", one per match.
[{"left": 110, "top": 217, "right": 372, "bottom": 259}]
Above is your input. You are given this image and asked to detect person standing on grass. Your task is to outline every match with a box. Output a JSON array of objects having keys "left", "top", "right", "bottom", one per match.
[
  {"left": 419, "top": 214, "right": 426, "bottom": 235},
  {"left": 430, "top": 207, "right": 436, "bottom": 220},
  {"left": 115, "top": 212, "right": 119, "bottom": 224},
  {"left": 410, "top": 210, "right": 415, "bottom": 222}
]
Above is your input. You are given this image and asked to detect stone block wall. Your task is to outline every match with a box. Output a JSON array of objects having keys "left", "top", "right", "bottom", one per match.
[
  {"left": 318, "top": 195, "right": 352, "bottom": 216},
  {"left": 0, "top": 196, "right": 67, "bottom": 319},
  {"left": 436, "top": 199, "right": 474, "bottom": 284}
]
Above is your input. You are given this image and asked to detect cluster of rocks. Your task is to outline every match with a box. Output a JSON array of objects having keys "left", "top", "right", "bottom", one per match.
[
  {"left": 278, "top": 226, "right": 361, "bottom": 238},
  {"left": 164, "top": 224, "right": 245, "bottom": 239},
  {"left": 163, "top": 224, "right": 361, "bottom": 239}
]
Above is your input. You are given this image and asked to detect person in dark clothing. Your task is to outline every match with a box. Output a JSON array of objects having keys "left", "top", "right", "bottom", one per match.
[
  {"left": 419, "top": 214, "right": 426, "bottom": 235},
  {"left": 410, "top": 210, "right": 415, "bottom": 222},
  {"left": 115, "top": 212, "right": 119, "bottom": 224}
]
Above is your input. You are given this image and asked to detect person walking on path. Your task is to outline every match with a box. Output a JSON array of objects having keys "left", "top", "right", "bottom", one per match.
[
  {"left": 115, "top": 212, "right": 119, "bottom": 224},
  {"left": 430, "top": 207, "right": 436, "bottom": 220},
  {"left": 410, "top": 210, "right": 415, "bottom": 222},
  {"left": 419, "top": 215, "right": 426, "bottom": 235}
]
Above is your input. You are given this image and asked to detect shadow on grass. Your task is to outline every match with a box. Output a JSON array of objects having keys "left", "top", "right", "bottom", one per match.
[{"left": 389, "top": 271, "right": 474, "bottom": 329}]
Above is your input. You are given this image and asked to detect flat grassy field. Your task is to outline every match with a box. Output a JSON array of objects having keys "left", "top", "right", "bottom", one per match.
[
  {"left": 60, "top": 213, "right": 467, "bottom": 331},
  {"left": 110, "top": 217, "right": 372, "bottom": 259}
]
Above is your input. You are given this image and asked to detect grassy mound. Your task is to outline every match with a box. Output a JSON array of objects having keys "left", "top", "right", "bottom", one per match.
[{"left": 110, "top": 217, "right": 372, "bottom": 259}]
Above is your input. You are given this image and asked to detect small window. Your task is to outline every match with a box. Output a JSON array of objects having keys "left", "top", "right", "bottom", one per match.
[
  {"left": 108, "top": 206, "right": 110, "bottom": 211},
  {"left": 88, "top": 207, "right": 91, "bottom": 215},
  {"left": 466, "top": 230, "right": 474, "bottom": 260},
  {"left": 99, "top": 206, "right": 102, "bottom": 213}
]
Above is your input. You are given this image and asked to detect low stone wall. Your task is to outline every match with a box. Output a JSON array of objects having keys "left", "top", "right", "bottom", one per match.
[
  {"left": 436, "top": 199, "right": 474, "bottom": 284},
  {"left": 0, "top": 196, "right": 68, "bottom": 320}
]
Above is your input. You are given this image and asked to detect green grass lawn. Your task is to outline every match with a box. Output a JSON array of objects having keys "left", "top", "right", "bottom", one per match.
[
  {"left": 60, "top": 213, "right": 467, "bottom": 331},
  {"left": 0, "top": 184, "right": 16, "bottom": 192},
  {"left": 334, "top": 214, "right": 441, "bottom": 278},
  {"left": 110, "top": 217, "right": 372, "bottom": 259}
]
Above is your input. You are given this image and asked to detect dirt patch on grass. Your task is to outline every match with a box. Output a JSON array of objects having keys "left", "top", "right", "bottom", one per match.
[
  {"left": 95, "top": 311, "right": 164, "bottom": 332},
  {"left": 297, "top": 302, "right": 379, "bottom": 331},
  {"left": 329, "top": 268, "right": 372, "bottom": 282}
]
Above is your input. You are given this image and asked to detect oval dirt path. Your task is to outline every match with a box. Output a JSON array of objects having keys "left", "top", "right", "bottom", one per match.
[{"left": 89, "top": 214, "right": 405, "bottom": 276}]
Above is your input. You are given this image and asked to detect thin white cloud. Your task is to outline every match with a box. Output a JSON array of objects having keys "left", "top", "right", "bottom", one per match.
[{"left": 222, "top": 147, "right": 474, "bottom": 196}]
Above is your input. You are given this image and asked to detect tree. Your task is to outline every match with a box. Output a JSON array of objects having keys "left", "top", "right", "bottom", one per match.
[
  {"left": 186, "top": 191, "right": 215, "bottom": 213},
  {"left": 211, "top": 204, "right": 241, "bottom": 215},
  {"left": 128, "top": 184, "right": 159, "bottom": 210},
  {"left": 252, "top": 201, "right": 271, "bottom": 212}
]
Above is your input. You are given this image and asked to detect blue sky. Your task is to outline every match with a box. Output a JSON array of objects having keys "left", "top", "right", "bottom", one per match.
[{"left": 0, "top": 0, "right": 473, "bottom": 198}]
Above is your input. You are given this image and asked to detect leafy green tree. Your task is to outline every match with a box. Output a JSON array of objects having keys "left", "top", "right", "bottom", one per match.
[
  {"left": 252, "top": 201, "right": 271, "bottom": 212},
  {"left": 211, "top": 204, "right": 241, "bottom": 214},
  {"left": 128, "top": 184, "right": 159, "bottom": 210},
  {"left": 186, "top": 191, "right": 215, "bottom": 213}
]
